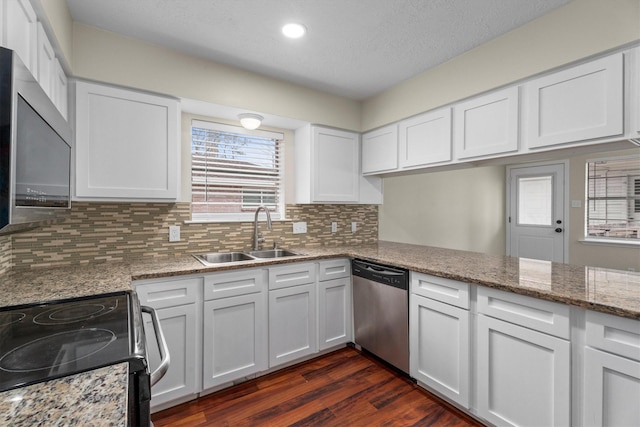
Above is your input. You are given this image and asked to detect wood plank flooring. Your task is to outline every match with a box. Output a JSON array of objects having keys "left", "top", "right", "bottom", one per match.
[{"left": 151, "top": 347, "right": 483, "bottom": 427}]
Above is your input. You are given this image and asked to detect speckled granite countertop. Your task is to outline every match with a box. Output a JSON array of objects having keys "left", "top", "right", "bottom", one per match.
[
  {"left": 130, "top": 241, "right": 640, "bottom": 320},
  {"left": 2, "top": 241, "right": 639, "bottom": 318},
  {"left": 0, "top": 362, "right": 128, "bottom": 426}
]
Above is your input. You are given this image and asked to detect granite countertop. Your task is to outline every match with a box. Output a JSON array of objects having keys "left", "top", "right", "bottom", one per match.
[
  {"left": 0, "top": 362, "right": 129, "bottom": 426},
  {"left": 2, "top": 241, "right": 639, "bottom": 319}
]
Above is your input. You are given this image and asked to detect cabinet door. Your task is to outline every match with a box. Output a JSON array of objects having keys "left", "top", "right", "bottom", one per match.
[
  {"left": 142, "top": 303, "right": 199, "bottom": 409},
  {"left": 136, "top": 278, "right": 202, "bottom": 409},
  {"left": 318, "top": 277, "right": 351, "bottom": 351},
  {"left": 4, "top": 0, "right": 37, "bottom": 73},
  {"left": 583, "top": 347, "right": 640, "bottom": 427},
  {"left": 75, "top": 81, "right": 179, "bottom": 200},
  {"left": 53, "top": 59, "right": 68, "bottom": 119},
  {"left": 312, "top": 126, "right": 359, "bottom": 202},
  {"left": 399, "top": 108, "right": 452, "bottom": 168},
  {"left": 202, "top": 292, "right": 268, "bottom": 389},
  {"left": 526, "top": 53, "right": 623, "bottom": 148},
  {"left": 410, "top": 294, "right": 469, "bottom": 407},
  {"left": 36, "top": 23, "right": 55, "bottom": 99},
  {"left": 269, "top": 283, "right": 317, "bottom": 367},
  {"left": 477, "top": 315, "right": 570, "bottom": 427},
  {"left": 454, "top": 87, "right": 519, "bottom": 160},
  {"left": 362, "top": 124, "right": 398, "bottom": 174}
]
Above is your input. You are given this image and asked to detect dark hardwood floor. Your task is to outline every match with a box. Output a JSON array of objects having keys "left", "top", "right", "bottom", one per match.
[{"left": 151, "top": 347, "right": 483, "bottom": 426}]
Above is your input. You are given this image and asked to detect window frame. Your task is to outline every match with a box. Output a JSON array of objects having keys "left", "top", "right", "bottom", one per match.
[
  {"left": 584, "top": 154, "right": 640, "bottom": 245},
  {"left": 189, "top": 120, "right": 285, "bottom": 222}
]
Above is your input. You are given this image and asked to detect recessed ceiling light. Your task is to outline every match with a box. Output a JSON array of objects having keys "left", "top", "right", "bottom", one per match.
[{"left": 282, "top": 23, "right": 306, "bottom": 39}]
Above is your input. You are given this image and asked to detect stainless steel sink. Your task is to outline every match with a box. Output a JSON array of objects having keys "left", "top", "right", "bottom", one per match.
[
  {"left": 248, "top": 249, "right": 301, "bottom": 259},
  {"left": 193, "top": 252, "right": 256, "bottom": 265}
]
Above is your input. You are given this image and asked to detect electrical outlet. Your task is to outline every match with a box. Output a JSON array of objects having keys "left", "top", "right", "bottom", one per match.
[
  {"left": 331, "top": 222, "right": 337, "bottom": 233},
  {"left": 169, "top": 225, "right": 181, "bottom": 242},
  {"left": 351, "top": 222, "right": 357, "bottom": 232},
  {"left": 292, "top": 221, "right": 307, "bottom": 234}
]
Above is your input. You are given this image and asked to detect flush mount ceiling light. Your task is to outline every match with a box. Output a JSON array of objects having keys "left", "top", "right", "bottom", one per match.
[
  {"left": 238, "top": 113, "right": 263, "bottom": 130},
  {"left": 282, "top": 23, "right": 306, "bottom": 39}
]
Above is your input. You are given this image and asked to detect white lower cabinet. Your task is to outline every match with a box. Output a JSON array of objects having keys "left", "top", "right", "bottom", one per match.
[
  {"left": 202, "top": 292, "right": 267, "bottom": 389},
  {"left": 136, "top": 277, "right": 202, "bottom": 409},
  {"left": 583, "top": 310, "right": 640, "bottom": 427},
  {"left": 410, "top": 294, "right": 470, "bottom": 407},
  {"left": 269, "top": 282, "right": 317, "bottom": 367},
  {"left": 477, "top": 315, "right": 571, "bottom": 426},
  {"left": 318, "top": 259, "right": 352, "bottom": 350}
]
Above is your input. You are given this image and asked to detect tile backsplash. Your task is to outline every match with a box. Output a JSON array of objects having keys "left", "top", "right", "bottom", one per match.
[{"left": 4, "top": 202, "right": 378, "bottom": 270}]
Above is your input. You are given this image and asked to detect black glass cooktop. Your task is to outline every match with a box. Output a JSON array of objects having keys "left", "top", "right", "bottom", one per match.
[{"left": 0, "top": 292, "right": 133, "bottom": 392}]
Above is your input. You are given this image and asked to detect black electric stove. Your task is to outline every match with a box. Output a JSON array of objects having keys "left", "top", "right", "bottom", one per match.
[{"left": 0, "top": 291, "right": 152, "bottom": 426}]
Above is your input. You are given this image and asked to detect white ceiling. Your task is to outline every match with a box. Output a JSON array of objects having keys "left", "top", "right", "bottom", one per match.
[{"left": 66, "top": 0, "right": 571, "bottom": 100}]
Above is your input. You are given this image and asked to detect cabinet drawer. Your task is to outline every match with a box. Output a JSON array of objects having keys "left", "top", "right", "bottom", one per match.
[
  {"left": 411, "top": 272, "right": 469, "bottom": 309},
  {"left": 477, "top": 287, "right": 570, "bottom": 339},
  {"left": 269, "top": 263, "right": 316, "bottom": 290},
  {"left": 135, "top": 277, "right": 202, "bottom": 309},
  {"left": 586, "top": 310, "right": 640, "bottom": 361},
  {"left": 204, "top": 269, "right": 266, "bottom": 300},
  {"left": 318, "top": 258, "right": 351, "bottom": 281}
]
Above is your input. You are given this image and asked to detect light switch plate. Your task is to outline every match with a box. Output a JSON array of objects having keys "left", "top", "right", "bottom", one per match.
[
  {"left": 169, "top": 225, "right": 181, "bottom": 242},
  {"left": 571, "top": 200, "right": 582, "bottom": 208},
  {"left": 292, "top": 222, "right": 307, "bottom": 234},
  {"left": 351, "top": 222, "right": 357, "bottom": 232},
  {"left": 331, "top": 222, "right": 337, "bottom": 233}
]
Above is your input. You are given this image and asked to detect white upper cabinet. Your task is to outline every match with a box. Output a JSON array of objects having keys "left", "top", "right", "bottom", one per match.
[
  {"left": 362, "top": 124, "right": 398, "bottom": 174},
  {"left": 3, "top": 0, "right": 37, "bottom": 74},
  {"left": 399, "top": 107, "right": 452, "bottom": 168},
  {"left": 454, "top": 86, "right": 519, "bottom": 160},
  {"left": 525, "top": 53, "right": 624, "bottom": 149},
  {"left": 295, "top": 124, "right": 382, "bottom": 204},
  {"left": 74, "top": 81, "right": 180, "bottom": 200},
  {"left": 36, "top": 23, "right": 55, "bottom": 98},
  {"left": 53, "top": 59, "right": 68, "bottom": 119}
]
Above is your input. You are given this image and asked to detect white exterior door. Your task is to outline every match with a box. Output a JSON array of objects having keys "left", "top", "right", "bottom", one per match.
[{"left": 507, "top": 163, "right": 566, "bottom": 263}]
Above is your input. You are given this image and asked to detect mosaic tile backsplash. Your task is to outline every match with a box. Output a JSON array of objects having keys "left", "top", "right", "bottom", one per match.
[{"left": 3, "top": 202, "right": 378, "bottom": 270}]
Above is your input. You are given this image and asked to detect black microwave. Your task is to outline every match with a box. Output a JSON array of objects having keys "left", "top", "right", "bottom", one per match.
[{"left": 0, "top": 47, "right": 72, "bottom": 235}]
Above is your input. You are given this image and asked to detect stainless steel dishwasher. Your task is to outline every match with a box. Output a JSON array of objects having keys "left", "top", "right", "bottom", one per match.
[{"left": 352, "top": 259, "right": 409, "bottom": 374}]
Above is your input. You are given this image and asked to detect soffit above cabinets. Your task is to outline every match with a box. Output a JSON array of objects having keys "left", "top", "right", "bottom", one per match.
[{"left": 65, "top": 0, "right": 571, "bottom": 100}]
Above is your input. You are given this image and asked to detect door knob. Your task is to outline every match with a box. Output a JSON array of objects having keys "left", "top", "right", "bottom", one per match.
[{"left": 555, "top": 228, "right": 563, "bottom": 233}]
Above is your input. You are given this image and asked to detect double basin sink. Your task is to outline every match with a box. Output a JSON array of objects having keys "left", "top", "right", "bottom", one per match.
[{"left": 193, "top": 249, "right": 303, "bottom": 266}]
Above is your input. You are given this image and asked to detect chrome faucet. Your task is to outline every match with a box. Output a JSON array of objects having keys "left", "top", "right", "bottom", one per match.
[{"left": 252, "top": 205, "right": 272, "bottom": 250}]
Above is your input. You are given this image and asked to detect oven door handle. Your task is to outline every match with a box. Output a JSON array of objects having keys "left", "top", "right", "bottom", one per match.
[{"left": 141, "top": 305, "right": 171, "bottom": 387}]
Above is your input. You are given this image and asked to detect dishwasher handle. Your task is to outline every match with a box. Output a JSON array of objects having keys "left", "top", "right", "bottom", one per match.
[
  {"left": 353, "top": 260, "right": 404, "bottom": 275},
  {"left": 141, "top": 305, "right": 170, "bottom": 387}
]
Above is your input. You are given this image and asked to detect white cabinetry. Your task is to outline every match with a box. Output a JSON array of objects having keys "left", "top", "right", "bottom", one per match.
[
  {"left": 525, "top": 53, "right": 624, "bottom": 149},
  {"left": 362, "top": 124, "right": 398, "bottom": 174},
  {"left": 583, "top": 310, "right": 640, "bottom": 427},
  {"left": 136, "top": 277, "right": 202, "bottom": 409},
  {"left": 3, "top": 0, "right": 37, "bottom": 73},
  {"left": 53, "top": 59, "right": 68, "bottom": 119},
  {"left": 294, "top": 124, "right": 382, "bottom": 204},
  {"left": 317, "top": 259, "right": 352, "bottom": 350},
  {"left": 74, "top": 81, "right": 180, "bottom": 200},
  {"left": 399, "top": 108, "right": 452, "bottom": 168},
  {"left": 454, "top": 87, "right": 519, "bottom": 160},
  {"left": 410, "top": 273, "right": 470, "bottom": 407},
  {"left": 268, "top": 263, "right": 317, "bottom": 367},
  {"left": 202, "top": 269, "right": 267, "bottom": 389},
  {"left": 36, "top": 23, "right": 55, "bottom": 98},
  {"left": 476, "top": 287, "right": 570, "bottom": 427}
]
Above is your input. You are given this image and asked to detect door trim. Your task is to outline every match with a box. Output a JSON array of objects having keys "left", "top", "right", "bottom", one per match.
[{"left": 506, "top": 160, "right": 570, "bottom": 263}]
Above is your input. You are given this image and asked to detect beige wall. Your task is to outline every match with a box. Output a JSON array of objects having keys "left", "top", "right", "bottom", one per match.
[
  {"left": 379, "top": 166, "right": 506, "bottom": 255},
  {"left": 568, "top": 148, "right": 640, "bottom": 270},
  {"left": 71, "top": 24, "right": 361, "bottom": 131},
  {"left": 362, "top": 0, "right": 640, "bottom": 130}
]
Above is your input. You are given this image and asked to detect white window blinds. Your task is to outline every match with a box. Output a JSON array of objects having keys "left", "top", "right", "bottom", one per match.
[
  {"left": 191, "top": 120, "right": 284, "bottom": 221},
  {"left": 586, "top": 155, "right": 640, "bottom": 240}
]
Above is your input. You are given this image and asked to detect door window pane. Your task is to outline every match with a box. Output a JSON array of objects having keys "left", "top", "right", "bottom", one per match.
[{"left": 518, "top": 176, "right": 553, "bottom": 226}]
